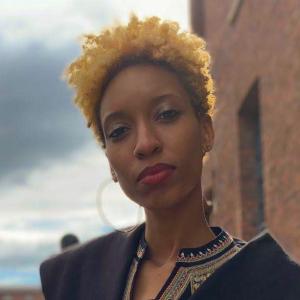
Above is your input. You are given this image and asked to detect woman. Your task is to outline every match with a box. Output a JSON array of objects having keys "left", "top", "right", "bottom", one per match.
[{"left": 40, "top": 16, "right": 300, "bottom": 300}]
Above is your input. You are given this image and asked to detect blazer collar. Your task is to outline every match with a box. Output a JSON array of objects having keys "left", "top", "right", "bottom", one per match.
[
  {"left": 90, "top": 227, "right": 299, "bottom": 300},
  {"left": 95, "top": 223, "right": 145, "bottom": 300}
]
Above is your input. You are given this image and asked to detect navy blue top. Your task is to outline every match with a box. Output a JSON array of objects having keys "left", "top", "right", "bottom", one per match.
[
  {"left": 40, "top": 223, "right": 300, "bottom": 300},
  {"left": 123, "top": 227, "right": 246, "bottom": 300}
]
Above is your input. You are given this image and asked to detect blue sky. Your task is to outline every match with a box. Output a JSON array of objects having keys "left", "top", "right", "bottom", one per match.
[{"left": 0, "top": 0, "right": 189, "bottom": 287}]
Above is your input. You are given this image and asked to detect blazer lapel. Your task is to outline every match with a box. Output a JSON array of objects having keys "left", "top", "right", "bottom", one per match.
[{"left": 89, "top": 223, "right": 145, "bottom": 300}]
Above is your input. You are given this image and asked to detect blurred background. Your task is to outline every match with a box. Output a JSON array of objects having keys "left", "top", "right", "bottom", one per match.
[{"left": 0, "top": 0, "right": 299, "bottom": 298}]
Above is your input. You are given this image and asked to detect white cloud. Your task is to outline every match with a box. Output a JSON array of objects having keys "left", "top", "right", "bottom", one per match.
[
  {"left": 0, "top": 0, "right": 189, "bottom": 48},
  {"left": 0, "top": 0, "right": 187, "bottom": 285},
  {"left": 0, "top": 142, "right": 143, "bottom": 234},
  {"left": 0, "top": 142, "right": 145, "bottom": 285}
]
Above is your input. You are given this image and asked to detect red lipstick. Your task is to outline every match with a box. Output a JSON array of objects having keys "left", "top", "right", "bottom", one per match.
[{"left": 137, "top": 163, "right": 176, "bottom": 185}]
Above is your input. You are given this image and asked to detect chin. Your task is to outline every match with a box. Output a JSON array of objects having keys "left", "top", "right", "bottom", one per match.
[
  {"left": 139, "top": 192, "right": 187, "bottom": 211},
  {"left": 128, "top": 180, "right": 199, "bottom": 210}
]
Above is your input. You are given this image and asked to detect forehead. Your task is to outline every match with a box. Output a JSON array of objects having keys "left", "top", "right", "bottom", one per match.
[{"left": 100, "top": 64, "right": 189, "bottom": 117}]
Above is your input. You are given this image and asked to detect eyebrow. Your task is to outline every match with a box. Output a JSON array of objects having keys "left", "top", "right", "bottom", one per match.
[
  {"left": 151, "top": 93, "right": 181, "bottom": 105},
  {"left": 102, "top": 93, "right": 181, "bottom": 129}
]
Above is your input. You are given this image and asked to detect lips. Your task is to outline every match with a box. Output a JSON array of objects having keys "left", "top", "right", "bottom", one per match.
[{"left": 137, "top": 163, "right": 176, "bottom": 185}]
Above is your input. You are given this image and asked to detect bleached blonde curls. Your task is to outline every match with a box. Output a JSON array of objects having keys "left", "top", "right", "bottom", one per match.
[{"left": 64, "top": 15, "right": 216, "bottom": 147}]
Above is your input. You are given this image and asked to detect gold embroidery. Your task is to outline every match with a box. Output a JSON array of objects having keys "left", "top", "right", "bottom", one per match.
[
  {"left": 123, "top": 258, "right": 139, "bottom": 300},
  {"left": 122, "top": 229, "right": 245, "bottom": 300},
  {"left": 159, "top": 246, "right": 241, "bottom": 300},
  {"left": 177, "top": 235, "right": 233, "bottom": 263}
]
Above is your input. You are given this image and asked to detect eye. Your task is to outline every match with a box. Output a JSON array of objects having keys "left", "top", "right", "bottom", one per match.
[
  {"left": 157, "top": 109, "right": 180, "bottom": 121},
  {"left": 108, "top": 126, "right": 129, "bottom": 141}
]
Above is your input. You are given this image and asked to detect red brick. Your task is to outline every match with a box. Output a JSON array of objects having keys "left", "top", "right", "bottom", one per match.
[{"left": 191, "top": 0, "right": 300, "bottom": 261}]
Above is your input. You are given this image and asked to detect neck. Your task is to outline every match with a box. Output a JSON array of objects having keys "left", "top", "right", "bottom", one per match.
[{"left": 143, "top": 188, "right": 215, "bottom": 266}]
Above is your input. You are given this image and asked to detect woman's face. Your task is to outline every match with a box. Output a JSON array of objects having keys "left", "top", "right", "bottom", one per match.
[{"left": 100, "top": 64, "right": 213, "bottom": 209}]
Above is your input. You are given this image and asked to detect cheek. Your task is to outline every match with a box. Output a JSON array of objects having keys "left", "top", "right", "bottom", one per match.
[
  {"left": 106, "top": 148, "right": 137, "bottom": 196},
  {"left": 174, "top": 122, "right": 203, "bottom": 158},
  {"left": 106, "top": 140, "right": 131, "bottom": 168},
  {"left": 174, "top": 125, "right": 204, "bottom": 177}
]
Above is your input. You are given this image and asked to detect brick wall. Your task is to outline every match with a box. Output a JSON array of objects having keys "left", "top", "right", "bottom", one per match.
[
  {"left": 0, "top": 287, "right": 43, "bottom": 300},
  {"left": 191, "top": 0, "right": 300, "bottom": 261}
]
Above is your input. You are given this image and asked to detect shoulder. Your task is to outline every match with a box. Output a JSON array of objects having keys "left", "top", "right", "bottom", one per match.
[
  {"left": 241, "top": 231, "right": 300, "bottom": 277},
  {"left": 235, "top": 231, "right": 300, "bottom": 298},
  {"left": 40, "top": 229, "right": 126, "bottom": 274},
  {"left": 199, "top": 230, "right": 300, "bottom": 299},
  {"left": 230, "top": 231, "right": 300, "bottom": 285},
  {"left": 40, "top": 229, "right": 135, "bottom": 299}
]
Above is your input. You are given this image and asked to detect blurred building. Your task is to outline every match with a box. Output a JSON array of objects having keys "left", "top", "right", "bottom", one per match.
[
  {"left": 0, "top": 287, "right": 43, "bottom": 300},
  {"left": 191, "top": 0, "right": 300, "bottom": 261}
]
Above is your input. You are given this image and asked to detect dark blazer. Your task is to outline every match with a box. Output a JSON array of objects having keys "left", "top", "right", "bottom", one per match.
[{"left": 40, "top": 224, "right": 300, "bottom": 300}]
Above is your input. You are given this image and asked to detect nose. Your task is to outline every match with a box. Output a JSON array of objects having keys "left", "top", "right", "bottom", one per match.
[{"left": 133, "top": 122, "right": 162, "bottom": 159}]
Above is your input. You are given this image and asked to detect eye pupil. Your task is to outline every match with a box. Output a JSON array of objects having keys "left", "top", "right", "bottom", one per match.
[
  {"left": 109, "top": 127, "right": 128, "bottom": 139},
  {"left": 159, "top": 110, "right": 179, "bottom": 120}
]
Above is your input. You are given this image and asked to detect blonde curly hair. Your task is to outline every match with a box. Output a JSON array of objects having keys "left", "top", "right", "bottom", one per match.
[{"left": 64, "top": 15, "right": 216, "bottom": 147}]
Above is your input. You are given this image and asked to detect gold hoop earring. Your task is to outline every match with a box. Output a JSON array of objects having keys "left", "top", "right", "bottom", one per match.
[{"left": 96, "top": 178, "right": 144, "bottom": 232}]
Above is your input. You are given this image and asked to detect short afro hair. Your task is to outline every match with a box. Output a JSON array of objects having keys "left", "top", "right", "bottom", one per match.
[{"left": 64, "top": 15, "right": 216, "bottom": 147}]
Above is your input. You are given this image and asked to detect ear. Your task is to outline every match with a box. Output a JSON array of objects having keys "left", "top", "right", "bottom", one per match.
[
  {"left": 106, "top": 151, "right": 118, "bottom": 183},
  {"left": 199, "top": 114, "right": 214, "bottom": 153},
  {"left": 110, "top": 165, "right": 118, "bottom": 182}
]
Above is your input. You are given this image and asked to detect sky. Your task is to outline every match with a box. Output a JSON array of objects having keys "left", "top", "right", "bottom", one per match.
[{"left": 0, "top": 0, "right": 189, "bottom": 287}]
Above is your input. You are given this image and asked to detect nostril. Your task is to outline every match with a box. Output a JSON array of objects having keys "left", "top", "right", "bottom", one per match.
[
  {"left": 153, "top": 144, "right": 161, "bottom": 154},
  {"left": 135, "top": 150, "right": 145, "bottom": 159}
]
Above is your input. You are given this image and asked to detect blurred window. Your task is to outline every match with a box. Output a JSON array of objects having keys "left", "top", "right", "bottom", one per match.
[
  {"left": 227, "top": 0, "right": 244, "bottom": 25},
  {"left": 238, "top": 79, "right": 265, "bottom": 240}
]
